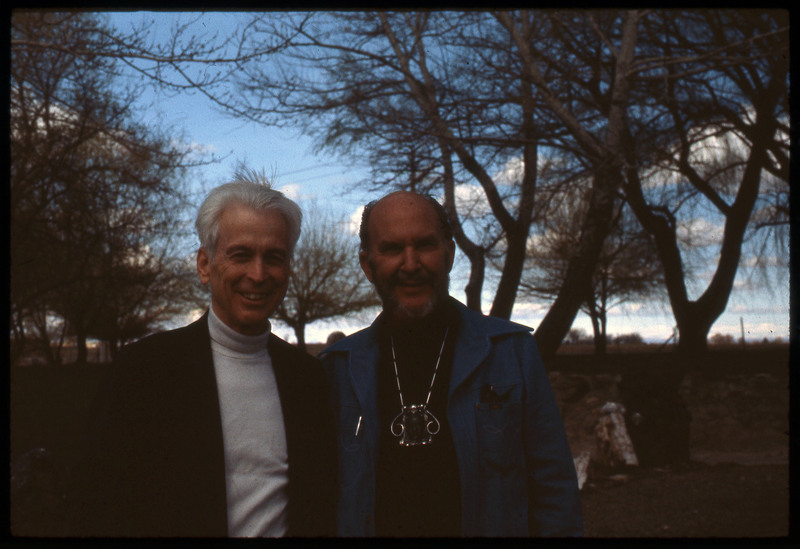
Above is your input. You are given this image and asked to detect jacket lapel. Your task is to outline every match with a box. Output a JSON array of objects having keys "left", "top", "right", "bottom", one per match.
[
  {"left": 448, "top": 305, "right": 493, "bottom": 399},
  {"left": 347, "top": 332, "right": 380, "bottom": 412},
  {"left": 171, "top": 312, "right": 229, "bottom": 536},
  {"left": 447, "top": 302, "right": 533, "bottom": 399}
]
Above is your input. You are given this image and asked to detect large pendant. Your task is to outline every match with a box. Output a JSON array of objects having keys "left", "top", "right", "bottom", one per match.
[{"left": 390, "top": 404, "right": 441, "bottom": 446}]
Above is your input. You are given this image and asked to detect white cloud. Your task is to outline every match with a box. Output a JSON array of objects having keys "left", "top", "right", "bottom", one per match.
[
  {"left": 677, "top": 217, "right": 723, "bottom": 247},
  {"left": 526, "top": 232, "right": 546, "bottom": 249},
  {"left": 174, "top": 139, "right": 216, "bottom": 156},
  {"left": 451, "top": 184, "right": 491, "bottom": 218},
  {"left": 512, "top": 301, "right": 547, "bottom": 315},
  {"left": 277, "top": 183, "right": 302, "bottom": 201},
  {"left": 607, "top": 302, "right": 646, "bottom": 315},
  {"left": 728, "top": 302, "right": 789, "bottom": 315},
  {"left": 348, "top": 206, "right": 365, "bottom": 235},
  {"left": 741, "top": 255, "right": 785, "bottom": 269},
  {"left": 275, "top": 312, "right": 376, "bottom": 345},
  {"left": 493, "top": 157, "right": 525, "bottom": 186},
  {"left": 162, "top": 308, "right": 206, "bottom": 331}
]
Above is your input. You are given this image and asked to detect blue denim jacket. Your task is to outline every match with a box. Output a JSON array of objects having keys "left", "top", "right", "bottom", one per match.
[{"left": 321, "top": 300, "right": 583, "bottom": 537}]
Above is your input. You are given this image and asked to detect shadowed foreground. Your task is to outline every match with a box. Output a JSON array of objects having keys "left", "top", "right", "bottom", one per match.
[
  {"left": 10, "top": 346, "right": 790, "bottom": 538},
  {"left": 580, "top": 461, "right": 789, "bottom": 537}
]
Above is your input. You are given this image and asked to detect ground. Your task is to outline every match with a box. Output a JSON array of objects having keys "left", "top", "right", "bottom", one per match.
[
  {"left": 10, "top": 346, "right": 792, "bottom": 538},
  {"left": 549, "top": 349, "right": 791, "bottom": 538},
  {"left": 580, "top": 461, "right": 789, "bottom": 537}
]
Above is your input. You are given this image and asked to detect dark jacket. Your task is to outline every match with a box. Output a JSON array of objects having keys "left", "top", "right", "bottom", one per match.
[{"left": 73, "top": 313, "right": 335, "bottom": 537}]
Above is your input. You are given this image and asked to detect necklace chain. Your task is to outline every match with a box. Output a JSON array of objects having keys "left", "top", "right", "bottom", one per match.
[
  {"left": 390, "top": 327, "right": 449, "bottom": 409},
  {"left": 389, "top": 327, "right": 450, "bottom": 446}
]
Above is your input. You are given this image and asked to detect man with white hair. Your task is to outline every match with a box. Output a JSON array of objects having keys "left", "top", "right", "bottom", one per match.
[{"left": 75, "top": 172, "right": 335, "bottom": 537}]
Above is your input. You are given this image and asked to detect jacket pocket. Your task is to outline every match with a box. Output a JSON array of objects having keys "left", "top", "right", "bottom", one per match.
[{"left": 475, "top": 400, "right": 523, "bottom": 474}]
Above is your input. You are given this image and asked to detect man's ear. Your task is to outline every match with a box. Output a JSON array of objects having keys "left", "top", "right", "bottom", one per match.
[
  {"left": 197, "top": 247, "right": 211, "bottom": 284},
  {"left": 359, "top": 250, "right": 375, "bottom": 283},
  {"left": 445, "top": 239, "right": 456, "bottom": 273}
]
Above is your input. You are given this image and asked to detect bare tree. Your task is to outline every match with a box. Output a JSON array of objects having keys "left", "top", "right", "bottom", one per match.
[
  {"left": 617, "top": 10, "right": 790, "bottom": 353},
  {"left": 20, "top": 10, "right": 784, "bottom": 360},
  {"left": 226, "top": 12, "right": 550, "bottom": 320},
  {"left": 215, "top": 9, "right": 787, "bottom": 358},
  {"left": 11, "top": 12, "right": 206, "bottom": 364},
  {"left": 494, "top": 10, "right": 641, "bottom": 358},
  {"left": 520, "top": 182, "right": 664, "bottom": 355},
  {"left": 9, "top": 11, "right": 287, "bottom": 116},
  {"left": 497, "top": 9, "right": 788, "bottom": 355},
  {"left": 273, "top": 204, "right": 380, "bottom": 352}
]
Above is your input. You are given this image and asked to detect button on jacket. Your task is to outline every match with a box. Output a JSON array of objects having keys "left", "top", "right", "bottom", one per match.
[{"left": 321, "top": 299, "right": 583, "bottom": 537}]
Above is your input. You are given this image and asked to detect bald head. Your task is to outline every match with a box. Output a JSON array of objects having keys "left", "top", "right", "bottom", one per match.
[
  {"left": 358, "top": 191, "right": 455, "bottom": 321},
  {"left": 359, "top": 191, "right": 452, "bottom": 253}
]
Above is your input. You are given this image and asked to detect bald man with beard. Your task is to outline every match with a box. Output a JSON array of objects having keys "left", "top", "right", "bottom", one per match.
[{"left": 321, "top": 191, "right": 583, "bottom": 538}]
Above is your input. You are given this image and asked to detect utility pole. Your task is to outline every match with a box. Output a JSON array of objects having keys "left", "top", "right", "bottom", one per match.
[{"left": 740, "top": 317, "right": 746, "bottom": 348}]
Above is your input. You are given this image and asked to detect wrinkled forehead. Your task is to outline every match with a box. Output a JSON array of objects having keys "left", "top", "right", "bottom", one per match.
[
  {"left": 217, "top": 203, "right": 289, "bottom": 246},
  {"left": 368, "top": 194, "right": 442, "bottom": 243}
]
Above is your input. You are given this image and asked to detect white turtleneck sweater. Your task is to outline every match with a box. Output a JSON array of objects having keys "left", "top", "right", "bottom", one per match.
[{"left": 208, "top": 307, "right": 289, "bottom": 537}]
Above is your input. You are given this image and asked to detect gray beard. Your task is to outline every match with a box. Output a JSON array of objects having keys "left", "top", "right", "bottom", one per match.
[
  {"left": 372, "top": 271, "right": 450, "bottom": 322},
  {"left": 392, "top": 295, "right": 435, "bottom": 321}
]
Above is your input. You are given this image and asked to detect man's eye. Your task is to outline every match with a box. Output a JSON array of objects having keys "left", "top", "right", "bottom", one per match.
[
  {"left": 380, "top": 244, "right": 402, "bottom": 254},
  {"left": 265, "top": 254, "right": 287, "bottom": 265}
]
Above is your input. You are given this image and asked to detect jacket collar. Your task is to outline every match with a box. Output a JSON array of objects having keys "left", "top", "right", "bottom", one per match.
[
  {"left": 448, "top": 300, "right": 531, "bottom": 396},
  {"left": 323, "top": 298, "right": 531, "bottom": 401}
]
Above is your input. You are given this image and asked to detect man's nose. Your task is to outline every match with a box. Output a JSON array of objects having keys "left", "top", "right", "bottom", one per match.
[
  {"left": 247, "top": 258, "right": 267, "bottom": 281},
  {"left": 400, "top": 247, "right": 420, "bottom": 271}
]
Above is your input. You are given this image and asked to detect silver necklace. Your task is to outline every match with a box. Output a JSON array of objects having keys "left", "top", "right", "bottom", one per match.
[{"left": 389, "top": 327, "right": 449, "bottom": 446}]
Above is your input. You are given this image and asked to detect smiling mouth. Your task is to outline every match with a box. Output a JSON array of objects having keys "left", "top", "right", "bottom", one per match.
[
  {"left": 394, "top": 276, "right": 430, "bottom": 287},
  {"left": 395, "top": 282, "right": 430, "bottom": 295},
  {"left": 241, "top": 292, "right": 269, "bottom": 301}
]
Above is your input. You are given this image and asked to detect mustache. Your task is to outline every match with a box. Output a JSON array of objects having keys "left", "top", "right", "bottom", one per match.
[{"left": 392, "top": 272, "right": 432, "bottom": 285}]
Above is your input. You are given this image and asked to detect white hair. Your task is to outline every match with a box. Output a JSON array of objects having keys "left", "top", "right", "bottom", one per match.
[{"left": 195, "top": 168, "right": 302, "bottom": 258}]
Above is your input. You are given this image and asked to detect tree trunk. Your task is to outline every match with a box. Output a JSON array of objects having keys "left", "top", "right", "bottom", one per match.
[
  {"left": 598, "top": 281, "right": 608, "bottom": 355},
  {"left": 76, "top": 331, "right": 88, "bottom": 364},
  {"left": 439, "top": 140, "right": 486, "bottom": 312},
  {"left": 521, "top": 11, "right": 639, "bottom": 360},
  {"left": 588, "top": 308, "right": 601, "bottom": 351},
  {"left": 462, "top": 251, "right": 485, "bottom": 311},
  {"left": 599, "top": 311, "right": 608, "bottom": 356},
  {"left": 674, "top": 303, "right": 714, "bottom": 355},
  {"left": 108, "top": 339, "right": 121, "bottom": 363},
  {"left": 534, "top": 166, "right": 620, "bottom": 359},
  {"left": 10, "top": 313, "right": 26, "bottom": 366},
  {"left": 594, "top": 314, "right": 607, "bottom": 356},
  {"left": 586, "top": 297, "right": 606, "bottom": 356},
  {"left": 490, "top": 228, "right": 528, "bottom": 319},
  {"left": 294, "top": 323, "right": 307, "bottom": 353}
]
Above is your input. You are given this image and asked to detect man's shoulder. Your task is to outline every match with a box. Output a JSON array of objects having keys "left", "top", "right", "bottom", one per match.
[
  {"left": 455, "top": 300, "right": 533, "bottom": 340},
  {"left": 319, "top": 300, "right": 534, "bottom": 356},
  {"left": 319, "top": 324, "right": 378, "bottom": 358},
  {"left": 118, "top": 315, "right": 208, "bottom": 362},
  {"left": 268, "top": 333, "right": 321, "bottom": 367}
]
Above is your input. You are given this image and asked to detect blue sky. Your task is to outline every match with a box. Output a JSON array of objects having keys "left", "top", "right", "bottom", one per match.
[{"left": 109, "top": 11, "right": 790, "bottom": 345}]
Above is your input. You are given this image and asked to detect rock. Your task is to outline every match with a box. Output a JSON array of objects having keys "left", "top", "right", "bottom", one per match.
[
  {"left": 594, "top": 402, "right": 639, "bottom": 468},
  {"left": 573, "top": 451, "right": 592, "bottom": 490}
]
